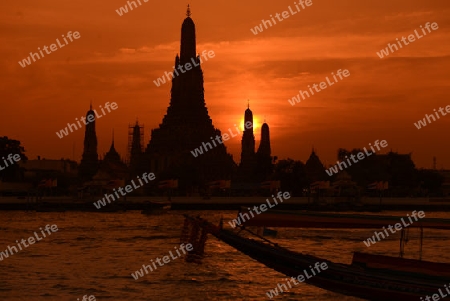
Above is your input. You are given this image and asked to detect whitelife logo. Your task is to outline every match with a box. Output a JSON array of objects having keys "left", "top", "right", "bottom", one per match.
[
  {"left": 131, "top": 243, "right": 193, "bottom": 280},
  {"left": 250, "top": 0, "right": 313, "bottom": 35},
  {"left": 191, "top": 121, "right": 252, "bottom": 158},
  {"left": 0, "top": 224, "right": 58, "bottom": 261},
  {"left": 115, "top": 0, "right": 149, "bottom": 16},
  {"left": 18, "top": 31, "right": 81, "bottom": 68},
  {"left": 0, "top": 153, "right": 21, "bottom": 171},
  {"left": 414, "top": 105, "right": 450, "bottom": 129},
  {"left": 363, "top": 210, "right": 425, "bottom": 247},
  {"left": 420, "top": 282, "right": 450, "bottom": 301},
  {"left": 153, "top": 50, "right": 215, "bottom": 87},
  {"left": 56, "top": 102, "right": 118, "bottom": 139},
  {"left": 228, "top": 192, "right": 291, "bottom": 228},
  {"left": 376, "top": 22, "right": 439, "bottom": 59},
  {"left": 288, "top": 69, "right": 350, "bottom": 106},
  {"left": 266, "top": 261, "right": 328, "bottom": 299},
  {"left": 93, "top": 172, "right": 155, "bottom": 209},
  {"left": 325, "top": 139, "right": 388, "bottom": 176}
]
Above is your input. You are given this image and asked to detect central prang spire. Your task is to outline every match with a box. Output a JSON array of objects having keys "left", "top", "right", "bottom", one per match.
[
  {"left": 180, "top": 4, "right": 196, "bottom": 64},
  {"left": 145, "top": 6, "right": 235, "bottom": 184}
]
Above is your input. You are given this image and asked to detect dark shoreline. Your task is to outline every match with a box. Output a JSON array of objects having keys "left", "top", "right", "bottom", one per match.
[{"left": 1, "top": 202, "right": 450, "bottom": 212}]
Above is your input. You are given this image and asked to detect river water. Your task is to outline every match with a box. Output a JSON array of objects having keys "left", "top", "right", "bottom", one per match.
[{"left": 0, "top": 210, "right": 449, "bottom": 301}]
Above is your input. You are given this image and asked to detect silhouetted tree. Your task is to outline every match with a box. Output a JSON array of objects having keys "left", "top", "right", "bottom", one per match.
[
  {"left": 386, "top": 152, "right": 418, "bottom": 195},
  {"left": 0, "top": 136, "right": 27, "bottom": 181}
]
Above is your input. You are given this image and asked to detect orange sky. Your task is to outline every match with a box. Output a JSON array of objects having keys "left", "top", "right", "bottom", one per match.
[{"left": 1, "top": 0, "right": 450, "bottom": 169}]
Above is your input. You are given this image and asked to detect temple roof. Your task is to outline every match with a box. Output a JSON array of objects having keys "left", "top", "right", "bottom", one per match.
[
  {"left": 306, "top": 148, "right": 324, "bottom": 169},
  {"left": 104, "top": 133, "right": 121, "bottom": 163}
]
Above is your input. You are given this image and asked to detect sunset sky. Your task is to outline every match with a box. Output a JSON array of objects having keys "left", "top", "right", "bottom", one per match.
[{"left": 1, "top": 0, "right": 450, "bottom": 169}]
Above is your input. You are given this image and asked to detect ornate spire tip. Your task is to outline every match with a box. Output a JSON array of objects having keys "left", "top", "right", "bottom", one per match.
[{"left": 186, "top": 4, "right": 191, "bottom": 17}]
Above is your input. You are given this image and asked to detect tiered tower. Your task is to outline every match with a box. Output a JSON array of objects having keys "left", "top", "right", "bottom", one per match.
[
  {"left": 256, "top": 121, "right": 273, "bottom": 180},
  {"left": 239, "top": 104, "right": 256, "bottom": 175},
  {"left": 144, "top": 6, "right": 235, "bottom": 186},
  {"left": 128, "top": 120, "right": 144, "bottom": 176},
  {"left": 257, "top": 122, "right": 271, "bottom": 157},
  {"left": 79, "top": 104, "right": 99, "bottom": 180},
  {"left": 238, "top": 104, "right": 275, "bottom": 182}
]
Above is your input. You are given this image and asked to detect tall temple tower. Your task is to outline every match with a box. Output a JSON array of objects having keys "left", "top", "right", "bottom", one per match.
[
  {"left": 128, "top": 120, "right": 144, "bottom": 177},
  {"left": 238, "top": 103, "right": 258, "bottom": 181},
  {"left": 79, "top": 104, "right": 99, "bottom": 180},
  {"left": 240, "top": 103, "right": 256, "bottom": 166},
  {"left": 256, "top": 121, "right": 273, "bottom": 180},
  {"left": 144, "top": 6, "right": 235, "bottom": 187},
  {"left": 239, "top": 106, "right": 274, "bottom": 182},
  {"left": 257, "top": 122, "right": 271, "bottom": 157}
]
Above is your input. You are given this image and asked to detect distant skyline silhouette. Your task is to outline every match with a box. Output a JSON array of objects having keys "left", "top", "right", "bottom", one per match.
[{"left": 2, "top": 1, "right": 450, "bottom": 168}]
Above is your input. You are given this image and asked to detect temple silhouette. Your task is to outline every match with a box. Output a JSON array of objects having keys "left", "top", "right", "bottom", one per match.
[
  {"left": 237, "top": 104, "right": 273, "bottom": 183},
  {"left": 140, "top": 6, "right": 236, "bottom": 187},
  {"left": 76, "top": 6, "right": 275, "bottom": 193},
  {"left": 2, "top": 7, "right": 448, "bottom": 200},
  {"left": 78, "top": 105, "right": 98, "bottom": 181},
  {"left": 0, "top": 5, "right": 449, "bottom": 205},
  {"left": 75, "top": 6, "right": 427, "bottom": 198}
]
